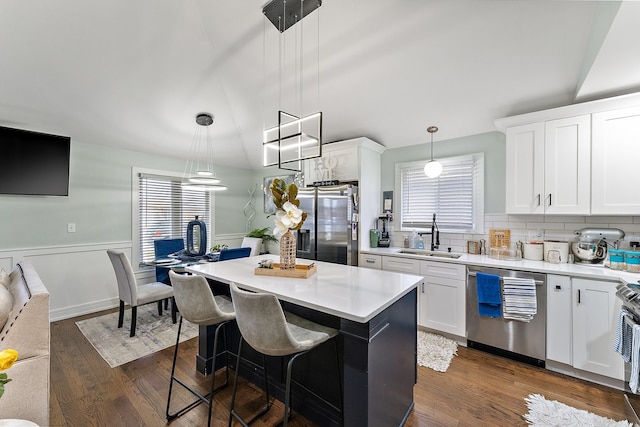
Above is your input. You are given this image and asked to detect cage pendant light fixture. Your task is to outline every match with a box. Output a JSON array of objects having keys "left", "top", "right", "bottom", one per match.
[
  {"left": 424, "top": 125, "right": 443, "bottom": 178},
  {"left": 262, "top": 0, "right": 323, "bottom": 171},
  {"left": 182, "top": 113, "right": 227, "bottom": 191}
]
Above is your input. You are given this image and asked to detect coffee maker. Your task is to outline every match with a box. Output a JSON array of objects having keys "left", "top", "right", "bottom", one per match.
[{"left": 377, "top": 215, "right": 391, "bottom": 248}]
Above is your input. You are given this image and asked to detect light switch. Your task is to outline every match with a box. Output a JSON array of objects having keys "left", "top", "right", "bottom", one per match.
[{"left": 67, "top": 223, "right": 76, "bottom": 233}]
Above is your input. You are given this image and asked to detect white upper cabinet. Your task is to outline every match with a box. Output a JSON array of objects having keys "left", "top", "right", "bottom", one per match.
[
  {"left": 505, "top": 123, "right": 545, "bottom": 214},
  {"left": 505, "top": 115, "right": 590, "bottom": 214},
  {"left": 592, "top": 106, "right": 640, "bottom": 215},
  {"left": 304, "top": 144, "right": 359, "bottom": 185},
  {"left": 543, "top": 115, "right": 591, "bottom": 214},
  {"left": 498, "top": 91, "right": 640, "bottom": 216}
]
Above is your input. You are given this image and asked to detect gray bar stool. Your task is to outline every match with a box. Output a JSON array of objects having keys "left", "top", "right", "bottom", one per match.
[
  {"left": 166, "top": 271, "right": 235, "bottom": 427},
  {"left": 228, "top": 282, "right": 342, "bottom": 427}
]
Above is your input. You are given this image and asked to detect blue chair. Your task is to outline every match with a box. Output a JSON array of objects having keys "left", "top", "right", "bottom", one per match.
[
  {"left": 154, "top": 238, "right": 185, "bottom": 284},
  {"left": 218, "top": 247, "right": 251, "bottom": 261}
]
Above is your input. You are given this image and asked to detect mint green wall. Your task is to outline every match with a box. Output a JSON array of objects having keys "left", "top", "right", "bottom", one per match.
[
  {"left": 380, "top": 131, "right": 506, "bottom": 213},
  {"left": 0, "top": 140, "right": 254, "bottom": 250}
]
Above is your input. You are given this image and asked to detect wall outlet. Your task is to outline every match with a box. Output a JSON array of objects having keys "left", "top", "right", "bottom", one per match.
[{"left": 67, "top": 223, "right": 76, "bottom": 233}]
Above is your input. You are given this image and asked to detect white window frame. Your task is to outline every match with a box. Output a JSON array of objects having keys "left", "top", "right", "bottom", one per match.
[
  {"left": 132, "top": 167, "right": 215, "bottom": 269},
  {"left": 394, "top": 153, "right": 484, "bottom": 233}
]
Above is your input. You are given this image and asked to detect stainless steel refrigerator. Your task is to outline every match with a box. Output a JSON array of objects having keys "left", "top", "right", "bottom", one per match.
[{"left": 296, "top": 184, "right": 359, "bottom": 266}]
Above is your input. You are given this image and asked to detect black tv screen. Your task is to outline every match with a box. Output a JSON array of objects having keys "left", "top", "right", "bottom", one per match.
[{"left": 0, "top": 126, "right": 71, "bottom": 196}]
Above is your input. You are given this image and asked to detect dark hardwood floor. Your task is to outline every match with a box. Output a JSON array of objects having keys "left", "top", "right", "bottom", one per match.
[{"left": 51, "top": 309, "right": 631, "bottom": 426}]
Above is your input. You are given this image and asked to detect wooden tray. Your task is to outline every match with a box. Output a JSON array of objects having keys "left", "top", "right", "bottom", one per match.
[{"left": 254, "top": 263, "right": 317, "bottom": 279}]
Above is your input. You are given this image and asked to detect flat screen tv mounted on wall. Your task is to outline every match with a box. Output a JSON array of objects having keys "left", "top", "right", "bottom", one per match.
[{"left": 0, "top": 125, "right": 71, "bottom": 196}]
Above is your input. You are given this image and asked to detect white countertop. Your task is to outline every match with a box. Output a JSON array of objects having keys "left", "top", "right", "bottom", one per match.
[
  {"left": 362, "top": 247, "right": 640, "bottom": 285},
  {"left": 186, "top": 254, "right": 423, "bottom": 323}
]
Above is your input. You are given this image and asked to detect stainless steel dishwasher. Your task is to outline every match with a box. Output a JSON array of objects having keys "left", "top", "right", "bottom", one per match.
[{"left": 466, "top": 266, "right": 547, "bottom": 367}]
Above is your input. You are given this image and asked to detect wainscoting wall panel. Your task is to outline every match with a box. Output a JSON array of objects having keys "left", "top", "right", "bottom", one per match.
[
  {"left": 0, "top": 233, "right": 253, "bottom": 322},
  {"left": 0, "top": 242, "right": 131, "bottom": 321}
]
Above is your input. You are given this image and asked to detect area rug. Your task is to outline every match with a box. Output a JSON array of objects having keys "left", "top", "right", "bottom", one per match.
[
  {"left": 524, "top": 394, "right": 633, "bottom": 427},
  {"left": 76, "top": 304, "right": 198, "bottom": 368},
  {"left": 417, "top": 331, "right": 458, "bottom": 372}
]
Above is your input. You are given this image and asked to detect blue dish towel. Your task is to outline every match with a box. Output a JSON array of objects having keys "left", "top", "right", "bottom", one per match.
[{"left": 476, "top": 272, "right": 502, "bottom": 318}]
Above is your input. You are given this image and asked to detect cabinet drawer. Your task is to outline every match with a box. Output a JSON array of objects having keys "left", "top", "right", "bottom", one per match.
[
  {"left": 359, "top": 254, "right": 382, "bottom": 270},
  {"left": 420, "top": 260, "right": 466, "bottom": 280},
  {"left": 382, "top": 256, "right": 420, "bottom": 274}
]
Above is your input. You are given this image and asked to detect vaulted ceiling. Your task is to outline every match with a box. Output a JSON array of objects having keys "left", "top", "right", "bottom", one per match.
[{"left": 1, "top": 1, "right": 639, "bottom": 170}]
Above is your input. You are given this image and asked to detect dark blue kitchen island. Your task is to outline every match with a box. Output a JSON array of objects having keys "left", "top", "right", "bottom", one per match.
[{"left": 188, "top": 255, "right": 423, "bottom": 426}]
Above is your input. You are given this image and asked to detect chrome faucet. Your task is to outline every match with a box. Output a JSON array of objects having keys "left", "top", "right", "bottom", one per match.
[{"left": 431, "top": 213, "right": 439, "bottom": 251}]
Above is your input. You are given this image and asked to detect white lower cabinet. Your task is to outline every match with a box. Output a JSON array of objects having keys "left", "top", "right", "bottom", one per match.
[
  {"left": 572, "top": 278, "right": 624, "bottom": 380},
  {"left": 418, "top": 261, "right": 466, "bottom": 336},
  {"left": 359, "top": 254, "right": 382, "bottom": 270},
  {"left": 381, "top": 256, "right": 420, "bottom": 274},
  {"left": 546, "top": 275, "right": 572, "bottom": 365},
  {"left": 547, "top": 275, "right": 624, "bottom": 380},
  {"left": 380, "top": 255, "right": 465, "bottom": 336}
]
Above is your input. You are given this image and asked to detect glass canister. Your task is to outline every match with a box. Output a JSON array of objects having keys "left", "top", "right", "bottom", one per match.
[
  {"left": 608, "top": 249, "right": 625, "bottom": 270},
  {"left": 625, "top": 251, "right": 640, "bottom": 273}
]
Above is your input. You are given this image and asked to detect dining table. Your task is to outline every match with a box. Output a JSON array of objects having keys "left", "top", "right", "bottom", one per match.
[{"left": 186, "top": 254, "right": 423, "bottom": 427}]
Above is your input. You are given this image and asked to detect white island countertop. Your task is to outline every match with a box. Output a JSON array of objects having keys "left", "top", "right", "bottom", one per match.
[{"left": 186, "top": 254, "right": 423, "bottom": 323}]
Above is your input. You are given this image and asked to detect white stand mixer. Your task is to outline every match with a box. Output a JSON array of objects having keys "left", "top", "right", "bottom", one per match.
[{"left": 572, "top": 228, "right": 625, "bottom": 264}]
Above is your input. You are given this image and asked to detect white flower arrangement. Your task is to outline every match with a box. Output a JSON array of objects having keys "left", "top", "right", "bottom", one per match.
[{"left": 269, "top": 178, "right": 307, "bottom": 236}]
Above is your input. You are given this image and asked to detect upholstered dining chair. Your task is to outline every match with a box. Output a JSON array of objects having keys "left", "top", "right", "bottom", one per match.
[
  {"left": 166, "top": 271, "right": 235, "bottom": 427},
  {"left": 153, "top": 238, "right": 185, "bottom": 284},
  {"left": 106, "top": 250, "right": 176, "bottom": 337},
  {"left": 218, "top": 247, "right": 251, "bottom": 261},
  {"left": 240, "top": 237, "right": 261, "bottom": 257},
  {"left": 228, "top": 282, "right": 342, "bottom": 427}
]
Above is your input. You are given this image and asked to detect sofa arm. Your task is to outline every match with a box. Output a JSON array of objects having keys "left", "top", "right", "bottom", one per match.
[{"left": 0, "top": 262, "right": 50, "bottom": 359}]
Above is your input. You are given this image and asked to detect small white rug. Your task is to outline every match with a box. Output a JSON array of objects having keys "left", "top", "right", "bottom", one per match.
[
  {"left": 417, "top": 331, "right": 458, "bottom": 372},
  {"left": 76, "top": 304, "right": 198, "bottom": 368},
  {"left": 524, "top": 394, "right": 633, "bottom": 427}
]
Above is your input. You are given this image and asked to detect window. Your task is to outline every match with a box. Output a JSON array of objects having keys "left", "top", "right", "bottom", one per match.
[
  {"left": 395, "top": 153, "right": 484, "bottom": 233},
  {"left": 136, "top": 171, "right": 214, "bottom": 265}
]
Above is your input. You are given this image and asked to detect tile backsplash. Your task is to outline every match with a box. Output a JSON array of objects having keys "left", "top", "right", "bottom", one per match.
[{"left": 390, "top": 214, "right": 640, "bottom": 253}]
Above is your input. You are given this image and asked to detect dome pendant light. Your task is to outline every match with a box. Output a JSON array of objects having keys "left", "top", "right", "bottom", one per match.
[{"left": 424, "top": 125, "right": 442, "bottom": 178}]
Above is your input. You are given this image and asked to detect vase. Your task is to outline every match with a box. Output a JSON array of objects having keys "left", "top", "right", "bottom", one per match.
[{"left": 279, "top": 230, "right": 296, "bottom": 270}]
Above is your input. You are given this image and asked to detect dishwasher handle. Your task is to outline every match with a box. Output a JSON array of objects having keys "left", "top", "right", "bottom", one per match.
[{"left": 467, "top": 271, "right": 545, "bottom": 285}]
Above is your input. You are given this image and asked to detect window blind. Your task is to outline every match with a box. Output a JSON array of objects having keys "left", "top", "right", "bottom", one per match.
[
  {"left": 138, "top": 173, "right": 212, "bottom": 263},
  {"left": 399, "top": 155, "right": 480, "bottom": 232}
]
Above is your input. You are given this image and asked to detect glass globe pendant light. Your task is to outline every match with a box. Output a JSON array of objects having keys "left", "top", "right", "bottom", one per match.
[{"left": 424, "top": 125, "right": 442, "bottom": 178}]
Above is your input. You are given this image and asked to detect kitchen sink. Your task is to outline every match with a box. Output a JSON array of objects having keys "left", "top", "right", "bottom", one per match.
[{"left": 398, "top": 249, "right": 462, "bottom": 259}]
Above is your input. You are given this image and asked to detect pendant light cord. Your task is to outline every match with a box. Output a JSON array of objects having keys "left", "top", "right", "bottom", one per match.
[{"left": 430, "top": 132, "right": 434, "bottom": 161}]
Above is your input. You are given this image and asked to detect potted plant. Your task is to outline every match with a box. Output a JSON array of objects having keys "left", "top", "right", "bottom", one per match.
[
  {"left": 245, "top": 227, "right": 278, "bottom": 254},
  {"left": 210, "top": 243, "right": 229, "bottom": 253}
]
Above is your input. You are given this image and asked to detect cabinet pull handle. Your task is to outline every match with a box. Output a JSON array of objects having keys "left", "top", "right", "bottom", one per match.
[
  {"left": 577, "top": 289, "right": 581, "bottom": 304},
  {"left": 366, "top": 259, "right": 375, "bottom": 263},
  {"left": 548, "top": 193, "right": 552, "bottom": 207},
  {"left": 555, "top": 285, "right": 561, "bottom": 290},
  {"left": 421, "top": 282, "right": 425, "bottom": 293},
  {"left": 537, "top": 194, "right": 541, "bottom": 207}
]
